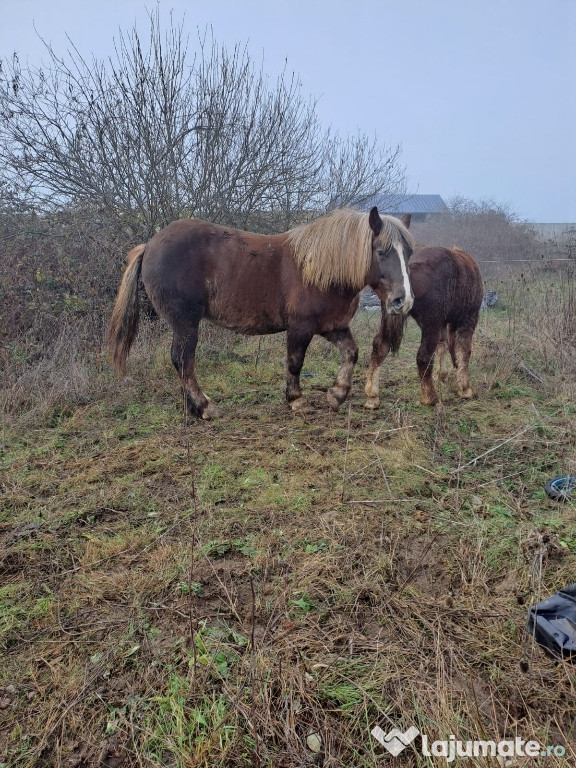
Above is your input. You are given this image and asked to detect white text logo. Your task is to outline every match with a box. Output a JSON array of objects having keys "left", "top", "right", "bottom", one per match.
[{"left": 371, "top": 725, "right": 419, "bottom": 756}]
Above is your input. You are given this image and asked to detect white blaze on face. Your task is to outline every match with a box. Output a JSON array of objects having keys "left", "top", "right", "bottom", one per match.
[{"left": 394, "top": 239, "right": 412, "bottom": 306}]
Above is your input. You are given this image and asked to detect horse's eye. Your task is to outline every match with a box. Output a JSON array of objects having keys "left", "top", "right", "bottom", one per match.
[{"left": 377, "top": 249, "right": 386, "bottom": 258}]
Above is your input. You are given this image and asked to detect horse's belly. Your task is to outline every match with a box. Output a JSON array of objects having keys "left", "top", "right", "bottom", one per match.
[{"left": 205, "top": 305, "right": 285, "bottom": 335}]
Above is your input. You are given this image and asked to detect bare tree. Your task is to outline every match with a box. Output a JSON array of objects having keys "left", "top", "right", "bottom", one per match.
[
  {"left": 410, "top": 196, "right": 541, "bottom": 279},
  {"left": 0, "top": 10, "right": 406, "bottom": 237},
  {"left": 319, "top": 133, "right": 406, "bottom": 213}
]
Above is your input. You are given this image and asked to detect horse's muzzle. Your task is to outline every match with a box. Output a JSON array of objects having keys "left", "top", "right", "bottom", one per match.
[{"left": 387, "top": 293, "right": 414, "bottom": 315}]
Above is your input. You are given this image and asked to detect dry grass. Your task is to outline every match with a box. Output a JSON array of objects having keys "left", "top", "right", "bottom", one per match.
[{"left": 1, "top": 266, "right": 576, "bottom": 767}]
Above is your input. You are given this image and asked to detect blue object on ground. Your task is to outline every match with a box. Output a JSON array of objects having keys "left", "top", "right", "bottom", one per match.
[
  {"left": 545, "top": 476, "right": 576, "bottom": 501},
  {"left": 480, "top": 290, "right": 498, "bottom": 309}
]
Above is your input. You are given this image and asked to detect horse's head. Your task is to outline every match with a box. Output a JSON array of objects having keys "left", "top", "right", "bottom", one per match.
[{"left": 368, "top": 207, "right": 414, "bottom": 315}]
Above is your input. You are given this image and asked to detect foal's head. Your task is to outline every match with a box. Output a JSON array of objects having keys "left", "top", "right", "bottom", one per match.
[{"left": 368, "top": 207, "right": 414, "bottom": 315}]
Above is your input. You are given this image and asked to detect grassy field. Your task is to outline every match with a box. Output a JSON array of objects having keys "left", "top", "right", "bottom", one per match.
[{"left": 1, "top": 271, "right": 576, "bottom": 767}]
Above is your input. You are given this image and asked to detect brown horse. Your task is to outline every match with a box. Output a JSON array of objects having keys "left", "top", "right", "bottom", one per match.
[
  {"left": 364, "top": 244, "right": 483, "bottom": 407},
  {"left": 108, "top": 207, "right": 414, "bottom": 419}
]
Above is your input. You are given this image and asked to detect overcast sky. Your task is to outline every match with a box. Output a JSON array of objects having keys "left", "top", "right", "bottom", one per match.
[{"left": 1, "top": 0, "right": 574, "bottom": 222}]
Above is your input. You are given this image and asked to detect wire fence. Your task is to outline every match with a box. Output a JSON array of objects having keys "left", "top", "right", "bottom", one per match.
[{"left": 476, "top": 258, "right": 573, "bottom": 263}]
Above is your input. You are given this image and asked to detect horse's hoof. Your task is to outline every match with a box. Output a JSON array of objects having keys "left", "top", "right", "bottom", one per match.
[
  {"left": 327, "top": 387, "right": 347, "bottom": 411},
  {"left": 364, "top": 397, "right": 380, "bottom": 410},
  {"left": 421, "top": 394, "right": 439, "bottom": 406},
  {"left": 459, "top": 387, "right": 473, "bottom": 399},
  {"left": 290, "top": 397, "right": 310, "bottom": 413},
  {"left": 201, "top": 401, "right": 219, "bottom": 420}
]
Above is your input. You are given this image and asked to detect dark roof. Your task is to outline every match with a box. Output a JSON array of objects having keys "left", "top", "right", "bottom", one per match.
[{"left": 363, "top": 194, "right": 448, "bottom": 215}]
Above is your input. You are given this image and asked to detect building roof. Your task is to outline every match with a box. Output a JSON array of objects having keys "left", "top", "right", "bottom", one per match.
[{"left": 363, "top": 193, "right": 448, "bottom": 215}]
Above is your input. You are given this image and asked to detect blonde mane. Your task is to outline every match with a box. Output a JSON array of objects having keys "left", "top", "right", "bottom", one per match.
[{"left": 287, "top": 208, "right": 412, "bottom": 292}]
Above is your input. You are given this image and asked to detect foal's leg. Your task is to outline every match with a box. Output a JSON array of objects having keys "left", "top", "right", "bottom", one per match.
[
  {"left": 364, "top": 326, "right": 391, "bottom": 410},
  {"left": 452, "top": 327, "right": 475, "bottom": 399},
  {"left": 171, "top": 328, "right": 218, "bottom": 420},
  {"left": 435, "top": 327, "right": 452, "bottom": 383},
  {"left": 286, "top": 328, "right": 314, "bottom": 411},
  {"left": 417, "top": 327, "right": 442, "bottom": 406},
  {"left": 322, "top": 327, "right": 359, "bottom": 411}
]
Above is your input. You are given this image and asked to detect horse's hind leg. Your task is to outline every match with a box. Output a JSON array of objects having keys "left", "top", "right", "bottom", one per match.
[
  {"left": 171, "top": 328, "right": 218, "bottom": 420},
  {"left": 286, "top": 327, "right": 314, "bottom": 412},
  {"left": 417, "top": 327, "right": 442, "bottom": 405},
  {"left": 364, "top": 326, "right": 391, "bottom": 410},
  {"left": 322, "top": 327, "right": 358, "bottom": 411},
  {"left": 452, "top": 327, "right": 475, "bottom": 399}
]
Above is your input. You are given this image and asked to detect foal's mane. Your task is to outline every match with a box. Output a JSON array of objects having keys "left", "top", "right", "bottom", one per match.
[{"left": 287, "top": 208, "right": 411, "bottom": 292}]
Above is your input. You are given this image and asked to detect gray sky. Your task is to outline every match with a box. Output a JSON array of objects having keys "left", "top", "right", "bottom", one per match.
[{"left": 1, "top": 0, "right": 574, "bottom": 222}]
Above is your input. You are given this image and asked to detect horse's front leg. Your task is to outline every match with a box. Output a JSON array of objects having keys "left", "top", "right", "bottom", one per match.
[
  {"left": 452, "top": 327, "right": 475, "bottom": 399},
  {"left": 435, "top": 327, "right": 451, "bottom": 382},
  {"left": 417, "top": 327, "right": 442, "bottom": 406},
  {"left": 286, "top": 328, "right": 314, "bottom": 412},
  {"left": 322, "top": 327, "right": 358, "bottom": 411},
  {"left": 364, "top": 291, "right": 406, "bottom": 409},
  {"left": 364, "top": 323, "right": 391, "bottom": 410}
]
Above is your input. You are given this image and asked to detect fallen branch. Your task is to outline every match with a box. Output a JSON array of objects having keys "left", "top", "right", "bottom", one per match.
[{"left": 450, "top": 424, "right": 535, "bottom": 474}]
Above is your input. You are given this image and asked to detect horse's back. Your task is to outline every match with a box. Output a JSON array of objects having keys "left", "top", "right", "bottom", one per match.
[
  {"left": 142, "top": 217, "right": 245, "bottom": 276},
  {"left": 140, "top": 218, "right": 296, "bottom": 333},
  {"left": 447, "top": 246, "right": 483, "bottom": 316},
  {"left": 410, "top": 246, "right": 483, "bottom": 327}
]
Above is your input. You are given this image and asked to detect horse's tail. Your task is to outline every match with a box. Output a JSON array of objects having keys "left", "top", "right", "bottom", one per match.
[
  {"left": 107, "top": 244, "right": 146, "bottom": 374},
  {"left": 385, "top": 312, "right": 407, "bottom": 355}
]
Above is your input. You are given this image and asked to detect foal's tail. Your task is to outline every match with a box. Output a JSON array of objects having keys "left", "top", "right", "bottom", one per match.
[{"left": 107, "top": 244, "right": 147, "bottom": 374}]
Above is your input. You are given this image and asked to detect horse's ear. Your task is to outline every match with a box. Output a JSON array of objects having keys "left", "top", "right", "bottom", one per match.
[
  {"left": 400, "top": 213, "right": 411, "bottom": 229},
  {"left": 369, "top": 206, "right": 382, "bottom": 236}
]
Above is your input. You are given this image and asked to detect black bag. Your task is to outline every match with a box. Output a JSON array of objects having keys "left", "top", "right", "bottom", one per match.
[{"left": 526, "top": 584, "right": 576, "bottom": 662}]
